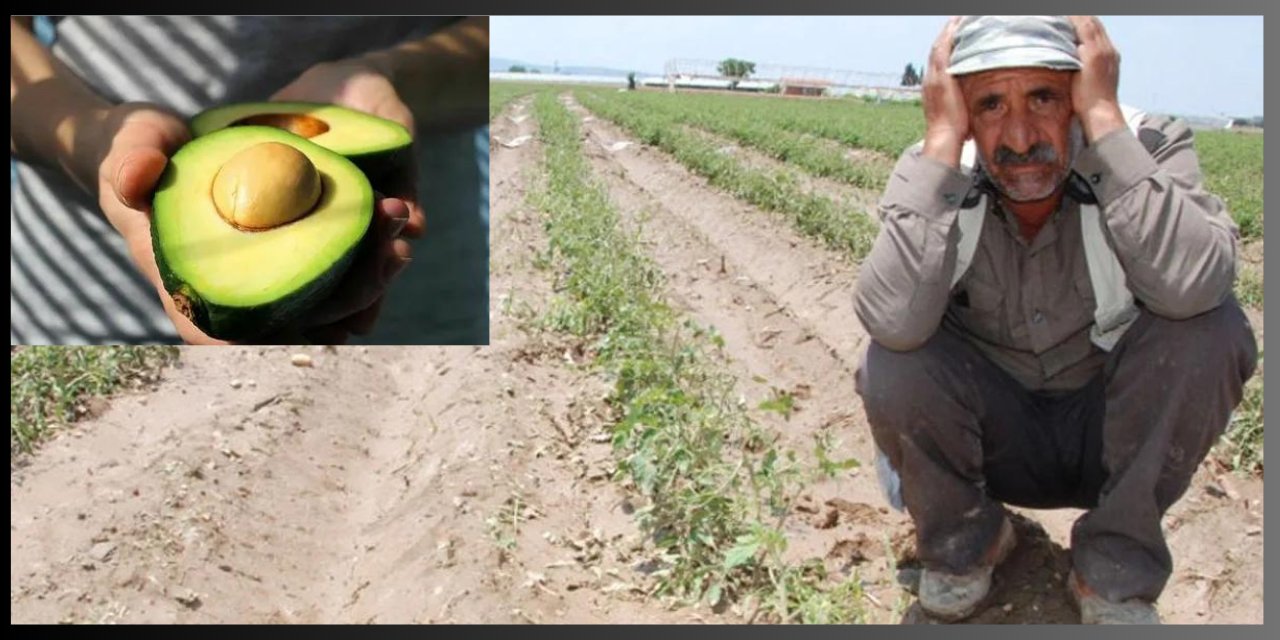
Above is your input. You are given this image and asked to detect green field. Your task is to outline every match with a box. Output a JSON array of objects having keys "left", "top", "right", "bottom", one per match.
[
  {"left": 489, "top": 82, "right": 540, "bottom": 120},
  {"left": 11, "top": 346, "right": 179, "bottom": 455},
  {"left": 494, "top": 82, "right": 1265, "bottom": 478},
  {"left": 577, "top": 89, "right": 879, "bottom": 260},
  {"left": 529, "top": 91, "right": 870, "bottom": 623},
  {"left": 491, "top": 79, "right": 1265, "bottom": 623},
  {"left": 495, "top": 83, "right": 1264, "bottom": 243},
  {"left": 1195, "top": 130, "right": 1265, "bottom": 239}
]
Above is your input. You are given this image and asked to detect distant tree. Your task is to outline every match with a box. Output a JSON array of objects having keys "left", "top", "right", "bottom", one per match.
[
  {"left": 530, "top": 69, "right": 542, "bottom": 74},
  {"left": 717, "top": 58, "right": 757, "bottom": 89},
  {"left": 901, "top": 63, "right": 921, "bottom": 87},
  {"left": 628, "top": 72, "right": 637, "bottom": 91},
  {"left": 509, "top": 65, "right": 527, "bottom": 73}
]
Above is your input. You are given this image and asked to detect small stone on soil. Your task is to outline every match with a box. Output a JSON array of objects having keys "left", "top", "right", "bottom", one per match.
[{"left": 89, "top": 541, "right": 117, "bottom": 562}]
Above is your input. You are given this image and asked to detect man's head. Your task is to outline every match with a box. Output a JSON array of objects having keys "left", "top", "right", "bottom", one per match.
[{"left": 949, "top": 16, "right": 1085, "bottom": 203}]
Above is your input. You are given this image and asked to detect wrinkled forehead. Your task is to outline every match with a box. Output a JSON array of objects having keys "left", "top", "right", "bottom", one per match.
[{"left": 958, "top": 67, "right": 1074, "bottom": 96}]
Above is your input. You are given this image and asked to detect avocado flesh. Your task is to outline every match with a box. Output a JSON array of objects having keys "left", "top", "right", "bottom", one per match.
[
  {"left": 151, "top": 126, "right": 374, "bottom": 340},
  {"left": 191, "top": 102, "right": 412, "bottom": 183}
]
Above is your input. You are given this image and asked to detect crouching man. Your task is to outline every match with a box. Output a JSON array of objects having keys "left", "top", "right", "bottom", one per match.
[{"left": 854, "top": 15, "right": 1257, "bottom": 624}]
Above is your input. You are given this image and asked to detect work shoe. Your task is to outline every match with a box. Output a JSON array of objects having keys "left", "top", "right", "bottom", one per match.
[
  {"left": 1068, "top": 570, "right": 1161, "bottom": 624},
  {"left": 917, "top": 516, "right": 1017, "bottom": 621}
]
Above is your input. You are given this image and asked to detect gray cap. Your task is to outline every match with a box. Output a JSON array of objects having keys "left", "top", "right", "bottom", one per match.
[{"left": 948, "top": 16, "right": 1081, "bottom": 76}]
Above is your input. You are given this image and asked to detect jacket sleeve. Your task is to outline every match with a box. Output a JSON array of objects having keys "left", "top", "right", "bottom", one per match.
[
  {"left": 1072, "top": 115, "right": 1239, "bottom": 319},
  {"left": 854, "top": 145, "right": 972, "bottom": 351}
]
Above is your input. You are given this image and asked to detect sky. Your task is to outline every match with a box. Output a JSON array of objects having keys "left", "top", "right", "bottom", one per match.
[{"left": 492, "top": 16, "right": 1264, "bottom": 118}]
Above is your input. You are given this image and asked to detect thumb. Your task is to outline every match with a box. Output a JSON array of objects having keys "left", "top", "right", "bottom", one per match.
[{"left": 110, "top": 146, "right": 171, "bottom": 211}]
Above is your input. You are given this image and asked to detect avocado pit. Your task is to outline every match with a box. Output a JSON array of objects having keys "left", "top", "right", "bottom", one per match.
[{"left": 211, "top": 141, "right": 322, "bottom": 230}]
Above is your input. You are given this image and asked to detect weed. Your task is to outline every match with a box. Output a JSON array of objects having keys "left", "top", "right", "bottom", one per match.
[
  {"left": 10, "top": 346, "right": 179, "bottom": 456},
  {"left": 529, "top": 92, "right": 867, "bottom": 622}
]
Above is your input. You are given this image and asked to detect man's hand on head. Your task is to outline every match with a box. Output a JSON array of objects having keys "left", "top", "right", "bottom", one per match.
[
  {"left": 1068, "top": 16, "right": 1127, "bottom": 142},
  {"left": 921, "top": 16, "right": 970, "bottom": 168}
]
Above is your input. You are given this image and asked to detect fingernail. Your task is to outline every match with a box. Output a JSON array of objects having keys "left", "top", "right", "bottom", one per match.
[
  {"left": 389, "top": 216, "right": 409, "bottom": 238},
  {"left": 382, "top": 256, "right": 411, "bottom": 283}
]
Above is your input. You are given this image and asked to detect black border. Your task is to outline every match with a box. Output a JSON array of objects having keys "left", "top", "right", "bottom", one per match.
[
  {"left": 5, "top": 0, "right": 1273, "bottom": 15},
  {"left": 10, "top": 0, "right": 1274, "bottom": 633}
]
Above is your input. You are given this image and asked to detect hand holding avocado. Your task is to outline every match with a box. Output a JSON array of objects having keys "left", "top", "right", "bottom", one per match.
[
  {"left": 84, "top": 99, "right": 406, "bottom": 344},
  {"left": 268, "top": 57, "right": 426, "bottom": 342},
  {"left": 12, "top": 16, "right": 488, "bottom": 345},
  {"left": 270, "top": 58, "right": 425, "bottom": 238},
  {"left": 144, "top": 57, "right": 423, "bottom": 343},
  {"left": 92, "top": 103, "right": 227, "bottom": 344},
  {"left": 147, "top": 112, "right": 415, "bottom": 343}
]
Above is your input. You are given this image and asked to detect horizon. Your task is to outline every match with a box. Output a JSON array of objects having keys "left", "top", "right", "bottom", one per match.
[{"left": 492, "top": 16, "right": 1264, "bottom": 119}]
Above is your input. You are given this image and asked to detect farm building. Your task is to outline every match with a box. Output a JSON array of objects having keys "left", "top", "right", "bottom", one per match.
[
  {"left": 638, "top": 74, "right": 778, "bottom": 93},
  {"left": 735, "top": 79, "right": 778, "bottom": 92},
  {"left": 1227, "top": 116, "right": 1264, "bottom": 129},
  {"left": 779, "top": 77, "right": 832, "bottom": 97}
]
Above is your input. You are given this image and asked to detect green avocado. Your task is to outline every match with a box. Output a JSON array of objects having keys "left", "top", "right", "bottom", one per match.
[
  {"left": 151, "top": 126, "right": 374, "bottom": 341},
  {"left": 191, "top": 102, "right": 412, "bottom": 186}
]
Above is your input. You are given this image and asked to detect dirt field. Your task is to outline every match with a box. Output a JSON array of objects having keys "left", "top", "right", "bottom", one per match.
[{"left": 9, "top": 94, "right": 1263, "bottom": 624}]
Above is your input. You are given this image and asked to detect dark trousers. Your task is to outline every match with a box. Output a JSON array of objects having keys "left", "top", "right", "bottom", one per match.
[{"left": 856, "top": 299, "right": 1258, "bottom": 603}]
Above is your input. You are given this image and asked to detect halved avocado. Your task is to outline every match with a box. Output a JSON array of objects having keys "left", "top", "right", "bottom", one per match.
[
  {"left": 151, "top": 126, "right": 374, "bottom": 341},
  {"left": 191, "top": 102, "right": 412, "bottom": 186}
]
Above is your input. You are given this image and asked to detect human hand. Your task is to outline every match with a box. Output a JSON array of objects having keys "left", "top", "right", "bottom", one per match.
[
  {"left": 92, "top": 103, "right": 236, "bottom": 344},
  {"left": 1067, "top": 16, "right": 1126, "bottom": 142},
  {"left": 272, "top": 58, "right": 425, "bottom": 237},
  {"left": 270, "top": 58, "right": 424, "bottom": 341},
  {"left": 921, "top": 16, "right": 970, "bottom": 167},
  {"left": 95, "top": 103, "right": 408, "bottom": 345}
]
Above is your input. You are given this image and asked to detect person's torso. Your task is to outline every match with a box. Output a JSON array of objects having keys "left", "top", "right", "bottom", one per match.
[
  {"left": 944, "top": 196, "right": 1107, "bottom": 391},
  {"left": 49, "top": 16, "right": 452, "bottom": 115}
]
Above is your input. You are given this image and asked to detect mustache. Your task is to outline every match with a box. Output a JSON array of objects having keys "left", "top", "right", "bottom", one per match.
[{"left": 993, "top": 143, "right": 1059, "bottom": 167}]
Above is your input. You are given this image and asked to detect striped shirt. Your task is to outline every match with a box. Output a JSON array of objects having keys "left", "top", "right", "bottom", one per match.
[{"left": 11, "top": 16, "right": 489, "bottom": 345}]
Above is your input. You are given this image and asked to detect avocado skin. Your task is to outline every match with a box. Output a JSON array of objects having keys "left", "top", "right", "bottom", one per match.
[
  {"left": 348, "top": 145, "right": 412, "bottom": 193},
  {"left": 149, "top": 125, "right": 374, "bottom": 342},
  {"left": 152, "top": 225, "right": 367, "bottom": 341},
  {"left": 162, "top": 104, "right": 396, "bottom": 341}
]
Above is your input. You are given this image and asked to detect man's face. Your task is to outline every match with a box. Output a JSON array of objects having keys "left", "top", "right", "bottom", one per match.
[{"left": 959, "top": 68, "right": 1075, "bottom": 202}]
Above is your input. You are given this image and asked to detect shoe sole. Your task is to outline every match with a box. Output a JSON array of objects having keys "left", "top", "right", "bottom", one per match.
[
  {"left": 1067, "top": 569, "right": 1162, "bottom": 624},
  {"left": 918, "top": 517, "right": 1018, "bottom": 622}
]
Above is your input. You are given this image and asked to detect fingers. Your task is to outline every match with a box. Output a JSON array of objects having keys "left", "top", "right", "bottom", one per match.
[
  {"left": 1068, "top": 15, "right": 1102, "bottom": 42},
  {"left": 100, "top": 108, "right": 191, "bottom": 210},
  {"left": 941, "top": 15, "right": 964, "bottom": 44},
  {"left": 378, "top": 91, "right": 416, "bottom": 134},
  {"left": 383, "top": 236, "right": 413, "bottom": 283},
  {"left": 930, "top": 16, "right": 963, "bottom": 72},
  {"left": 304, "top": 293, "right": 386, "bottom": 346},
  {"left": 111, "top": 146, "right": 170, "bottom": 210},
  {"left": 367, "top": 100, "right": 423, "bottom": 235},
  {"left": 342, "top": 296, "right": 386, "bottom": 336},
  {"left": 1069, "top": 15, "right": 1120, "bottom": 73},
  {"left": 1070, "top": 15, "right": 1117, "bottom": 55},
  {"left": 377, "top": 195, "right": 412, "bottom": 240},
  {"left": 380, "top": 151, "right": 426, "bottom": 238},
  {"left": 303, "top": 197, "right": 413, "bottom": 328}
]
